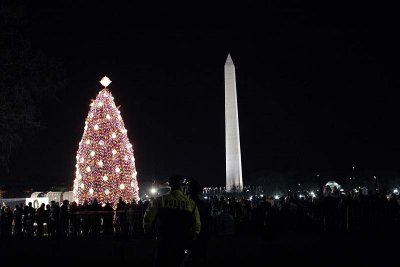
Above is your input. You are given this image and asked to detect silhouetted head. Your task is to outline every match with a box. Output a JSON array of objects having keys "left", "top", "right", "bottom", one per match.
[{"left": 188, "top": 178, "right": 202, "bottom": 196}]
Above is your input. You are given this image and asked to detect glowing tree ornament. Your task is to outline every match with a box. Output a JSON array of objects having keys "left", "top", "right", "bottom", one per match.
[{"left": 73, "top": 76, "right": 139, "bottom": 207}]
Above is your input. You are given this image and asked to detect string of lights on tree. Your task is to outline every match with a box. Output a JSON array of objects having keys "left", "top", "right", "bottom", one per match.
[{"left": 73, "top": 76, "right": 139, "bottom": 207}]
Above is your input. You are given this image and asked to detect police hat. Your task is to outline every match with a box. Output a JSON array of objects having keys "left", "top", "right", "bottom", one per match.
[{"left": 168, "top": 176, "right": 187, "bottom": 188}]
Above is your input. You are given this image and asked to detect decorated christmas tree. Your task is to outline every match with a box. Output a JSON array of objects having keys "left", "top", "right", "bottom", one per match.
[{"left": 73, "top": 76, "right": 139, "bottom": 206}]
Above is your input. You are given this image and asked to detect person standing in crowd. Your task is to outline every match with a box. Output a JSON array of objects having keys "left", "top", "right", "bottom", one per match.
[
  {"left": 24, "top": 202, "right": 35, "bottom": 237},
  {"left": 143, "top": 176, "right": 201, "bottom": 267},
  {"left": 35, "top": 203, "right": 46, "bottom": 237},
  {"left": 13, "top": 204, "right": 23, "bottom": 237},
  {"left": 48, "top": 201, "right": 59, "bottom": 237},
  {"left": 59, "top": 200, "right": 70, "bottom": 237},
  {"left": 81, "top": 200, "right": 90, "bottom": 236},
  {"left": 69, "top": 201, "right": 79, "bottom": 237},
  {"left": 116, "top": 197, "right": 127, "bottom": 236},
  {"left": 102, "top": 202, "right": 114, "bottom": 236},
  {"left": 45, "top": 204, "right": 50, "bottom": 236},
  {"left": 187, "top": 178, "right": 211, "bottom": 266},
  {"left": 0, "top": 205, "right": 13, "bottom": 237},
  {"left": 90, "top": 198, "right": 102, "bottom": 236},
  {"left": 215, "top": 202, "right": 235, "bottom": 236},
  {"left": 127, "top": 200, "right": 137, "bottom": 236}
]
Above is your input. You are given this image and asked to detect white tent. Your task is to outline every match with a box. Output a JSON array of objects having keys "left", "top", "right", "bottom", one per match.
[{"left": 325, "top": 181, "right": 341, "bottom": 190}]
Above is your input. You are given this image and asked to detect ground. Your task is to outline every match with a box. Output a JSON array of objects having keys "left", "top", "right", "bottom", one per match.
[{"left": 1, "top": 231, "right": 397, "bottom": 266}]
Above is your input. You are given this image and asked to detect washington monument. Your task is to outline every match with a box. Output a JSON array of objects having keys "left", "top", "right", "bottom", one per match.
[{"left": 225, "top": 54, "right": 243, "bottom": 192}]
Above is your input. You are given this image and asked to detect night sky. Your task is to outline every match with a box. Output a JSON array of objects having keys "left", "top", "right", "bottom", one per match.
[{"left": 5, "top": 1, "right": 400, "bottom": 188}]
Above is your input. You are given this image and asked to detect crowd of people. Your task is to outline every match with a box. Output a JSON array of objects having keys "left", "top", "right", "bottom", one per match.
[
  {"left": 1, "top": 185, "right": 399, "bottom": 239},
  {"left": 0, "top": 197, "right": 149, "bottom": 238},
  {"left": 206, "top": 185, "right": 400, "bottom": 236}
]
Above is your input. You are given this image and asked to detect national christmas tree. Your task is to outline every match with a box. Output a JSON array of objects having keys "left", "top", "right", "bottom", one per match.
[{"left": 73, "top": 76, "right": 139, "bottom": 206}]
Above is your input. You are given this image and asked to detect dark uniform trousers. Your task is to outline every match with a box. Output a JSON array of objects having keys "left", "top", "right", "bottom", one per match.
[{"left": 143, "top": 190, "right": 201, "bottom": 267}]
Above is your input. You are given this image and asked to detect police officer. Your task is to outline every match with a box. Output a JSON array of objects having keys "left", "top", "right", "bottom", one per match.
[{"left": 143, "top": 176, "right": 201, "bottom": 267}]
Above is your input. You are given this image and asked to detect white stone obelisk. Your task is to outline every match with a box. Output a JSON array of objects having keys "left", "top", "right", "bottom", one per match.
[{"left": 225, "top": 54, "right": 243, "bottom": 192}]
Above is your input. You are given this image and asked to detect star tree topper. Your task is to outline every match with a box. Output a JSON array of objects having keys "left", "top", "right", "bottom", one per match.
[{"left": 100, "top": 76, "right": 112, "bottom": 87}]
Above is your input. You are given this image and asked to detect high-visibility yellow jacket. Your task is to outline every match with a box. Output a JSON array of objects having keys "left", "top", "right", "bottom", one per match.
[{"left": 143, "top": 190, "right": 201, "bottom": 238}]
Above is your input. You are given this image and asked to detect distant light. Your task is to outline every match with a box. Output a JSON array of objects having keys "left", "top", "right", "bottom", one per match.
[
  {"left": 394, "top": 189, "right": 399, "bottom": 195},
  {"left": 274, "top": 195, "right": 280, "bottom": 200},
  {"left": 260, "top": 194, "right": 264, "bottom": 197},
  {"left": 150, "top": 188, "right": 157, "bottom": 195},
  {"left": 374, "top": 176, "right": 377, "bottom": 179},
  {"left": 299, "top": 194, "right": 305, "bottom": 198},
  {"left": 310, "top": 191, "right": 316, "bottom": 198},
  {"left": 204, "top": 196, "right": 208, "bottom": 199},
  {"left": 100, "top": 76, "right": 112, "bottom": 87}
]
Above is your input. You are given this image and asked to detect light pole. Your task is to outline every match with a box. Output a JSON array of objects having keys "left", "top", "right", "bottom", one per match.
[{"left": 374, "top": 175, "right": 379, "bottom": 192}]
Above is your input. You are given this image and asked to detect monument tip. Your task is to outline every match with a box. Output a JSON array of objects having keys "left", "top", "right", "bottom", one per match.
[{"left": 225, "top": 53, "right": 233, "bottom": 65}]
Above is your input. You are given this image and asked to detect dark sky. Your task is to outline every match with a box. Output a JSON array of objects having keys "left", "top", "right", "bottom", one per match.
[{"left": 5, "top": 1, "right": 400, "bottom": 188}]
